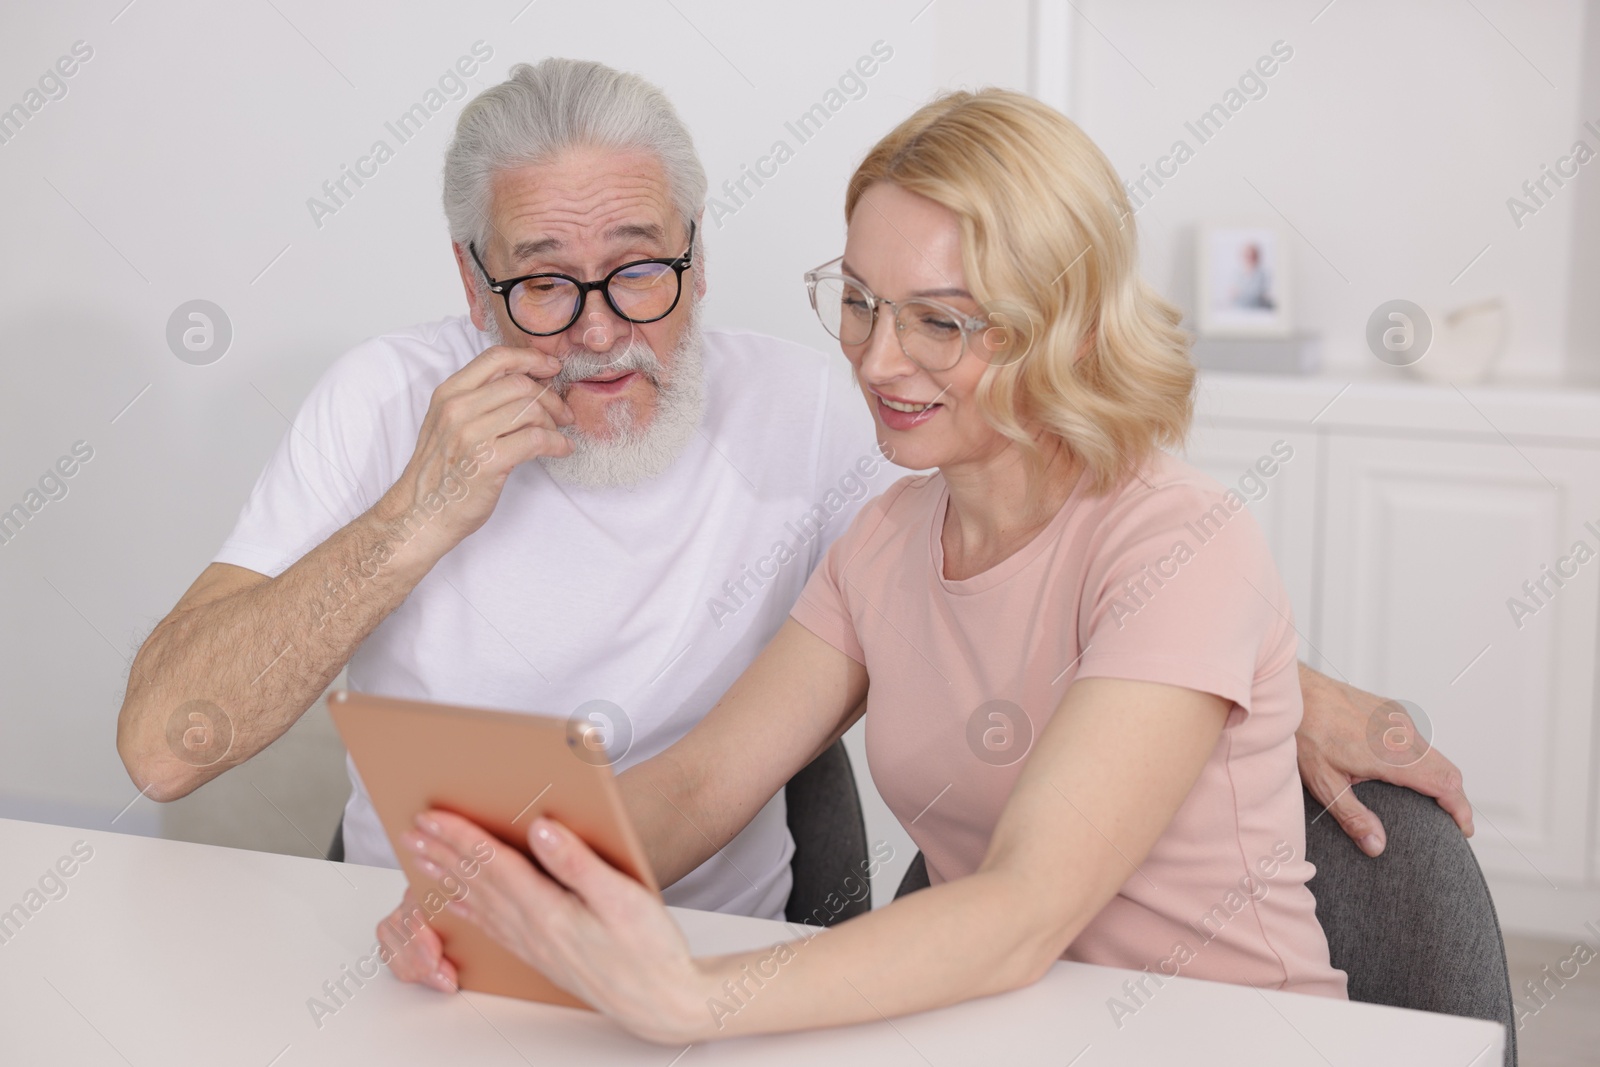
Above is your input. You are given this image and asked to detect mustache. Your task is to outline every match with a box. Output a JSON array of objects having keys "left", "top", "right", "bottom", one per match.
[{"left": 547, "top": 341, "right": 664, "bottom": 396}]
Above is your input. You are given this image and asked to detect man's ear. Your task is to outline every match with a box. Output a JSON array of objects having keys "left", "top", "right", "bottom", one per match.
[
  {"left": 452, "top": 241, "right": 492, "bottom": 332},
  {"left": 691, "top": 210, "right": 707, "bottom": 301}
]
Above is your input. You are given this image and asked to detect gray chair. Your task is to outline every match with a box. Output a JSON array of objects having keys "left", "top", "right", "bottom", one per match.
[
  {"left": 894, "top": 850, "right": 928, "bottom": 900},
  {"left": 327, "top": 737, "right": 870, "bottom": 930},
  {"left": 1302, "top": 781, "right": 1515, "bottom": 1066},
  {"left": 895, "top": 782, "right": 1515, "bottom": 1066},
  {"left": 783, "top": 738, "right": 871, "bottom": 927}
]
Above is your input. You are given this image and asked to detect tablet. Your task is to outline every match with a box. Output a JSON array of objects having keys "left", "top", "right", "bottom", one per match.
[{"left": 327, "top": 689, "right": 658, "bottom": 1009}]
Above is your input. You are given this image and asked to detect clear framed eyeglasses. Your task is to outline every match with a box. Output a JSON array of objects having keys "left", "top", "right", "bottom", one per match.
[{"left": 803, "top": 258, "right": 1030, "bottom": 371}]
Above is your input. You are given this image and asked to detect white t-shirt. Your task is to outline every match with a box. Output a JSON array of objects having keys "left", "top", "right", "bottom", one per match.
[{"left": 214, "top": 314, "right": 889, "bottom": 920}]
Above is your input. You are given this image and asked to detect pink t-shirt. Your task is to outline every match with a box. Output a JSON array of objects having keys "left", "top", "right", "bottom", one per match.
[{"left": 790, "top": 452, "right": 1347, "bottom": 998}]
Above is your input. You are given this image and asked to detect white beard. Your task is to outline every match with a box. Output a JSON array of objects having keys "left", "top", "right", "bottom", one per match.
[{"left": 480, "top": 297, "right": 705, "bottom": 490}]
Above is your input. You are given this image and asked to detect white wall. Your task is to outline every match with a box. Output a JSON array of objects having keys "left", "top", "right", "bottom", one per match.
[{"left": 1055, "top": 0, "right": 1593, "bottom": 382}]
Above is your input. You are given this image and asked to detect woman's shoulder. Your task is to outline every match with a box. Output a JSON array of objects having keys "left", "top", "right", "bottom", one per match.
[
  {"left": 1074, "top": 450, "right": 1299, "bottom": 690},
  {"left": 848, "top": 470, "right": 943, "bottom": 533},
  {"left": 1076, "top": 450, "right": 1281, "bottom": 574},
  {"left": 1095, "top": 451, "right": 1271, "bottom": 535}
]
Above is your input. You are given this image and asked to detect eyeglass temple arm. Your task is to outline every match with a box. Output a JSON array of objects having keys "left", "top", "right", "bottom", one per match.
[
  {"left": 465, "top": 241, "right": 503, "bottom": 291},
  {"left": 679, "top": 219, "right": 697, "bottom": 265}
]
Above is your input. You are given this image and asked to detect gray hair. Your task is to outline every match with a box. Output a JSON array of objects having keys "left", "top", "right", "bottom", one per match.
[{"left": 442, "top": 58, "right": 706, "bottom": 258}]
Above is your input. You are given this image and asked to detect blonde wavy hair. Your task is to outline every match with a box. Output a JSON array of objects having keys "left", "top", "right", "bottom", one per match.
[{"left": 845, "top": 89, "right": 1195, "bottom": 495}]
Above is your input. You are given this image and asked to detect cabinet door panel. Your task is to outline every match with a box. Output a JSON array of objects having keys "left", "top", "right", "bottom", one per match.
[{"left": 1320, "top": 436, "right": 1598, "bottom": 883}]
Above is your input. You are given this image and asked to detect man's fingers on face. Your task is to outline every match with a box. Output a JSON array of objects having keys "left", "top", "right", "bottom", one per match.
[
  {"left": 472, "top": 370, "right": 553, "bottom": 420},
  {"left": 480, "top": 391, "right": 574, "bottom": 446},
  {"left": 496, "top": 345, "right": 561, "bottom": 379},
  {"left": 496, "top": 424, "right": 575, "bottom": 465},
  {"left": 433, "top": 376, "right": 567, "bottom": 454},
  {"left": 466, "top": 345, "right": 561, "bottom": 388},
  {"left": 531, "top": 378, "right": 575, "bottom": 425},
  {"left": 489, "top": 373, "right": 573, "bottom": 426}
]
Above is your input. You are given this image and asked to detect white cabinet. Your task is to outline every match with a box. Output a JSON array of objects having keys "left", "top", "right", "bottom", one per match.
[
  {"left": 1318, "top": 436, "right": 1599, "bottom": 884},
  {"left": 1190, "top": 372, "right": 1600, "bottom": 934}
]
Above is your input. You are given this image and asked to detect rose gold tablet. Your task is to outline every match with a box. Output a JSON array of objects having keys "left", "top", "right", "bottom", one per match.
[{"left": 327, "top": 689, "right": 658, "bottom": 1009}]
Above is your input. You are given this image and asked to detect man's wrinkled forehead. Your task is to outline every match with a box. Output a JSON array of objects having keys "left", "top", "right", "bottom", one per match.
[
  {"left": 486, "top": 146, "right": 676, "bottom": 264},
  {"left": 509, "top": 220, "right": 668, "bottom": 262}
]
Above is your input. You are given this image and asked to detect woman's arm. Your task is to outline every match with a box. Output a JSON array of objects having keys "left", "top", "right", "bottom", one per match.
[
  {"left": 678, "top": 675, "right": 1230, "bottom": 1036},
  {"left": 615, "top": 619, "right": 869, "bottom": 888},
  {"left": 409, "top": 674, "right": 1228, "bottom": 1041}
]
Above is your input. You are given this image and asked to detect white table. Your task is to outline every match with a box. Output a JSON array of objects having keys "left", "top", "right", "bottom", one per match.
[{"left": 0, "top": 818, "right": 1504, "bottom": 1065}]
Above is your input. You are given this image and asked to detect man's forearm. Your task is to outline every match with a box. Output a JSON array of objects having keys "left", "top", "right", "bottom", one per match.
[{"left": 118, "top": 502, "right": 446, "bottom": 800}]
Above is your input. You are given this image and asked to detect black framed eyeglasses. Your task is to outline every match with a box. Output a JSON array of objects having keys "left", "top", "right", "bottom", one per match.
[{"left": 468, "top": 220, "right": 695, "bottom": 337}]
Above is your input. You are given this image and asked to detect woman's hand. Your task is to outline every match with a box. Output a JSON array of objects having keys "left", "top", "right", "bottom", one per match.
[
  {"left": 401, "top": 810, "right": 714, "bottom": 1045},
  {"left": 376, "top": 886, "right": 459, "bottom": 993}
]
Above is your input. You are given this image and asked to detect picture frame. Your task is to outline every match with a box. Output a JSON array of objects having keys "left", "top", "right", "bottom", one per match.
[{"left": 1196, "top": 225, "right": 1292, "bottom": 338}]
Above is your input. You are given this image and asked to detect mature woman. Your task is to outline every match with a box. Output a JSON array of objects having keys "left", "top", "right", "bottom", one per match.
[{"left": 394, "top": 88, "right": 1348, "bottom": 1041}]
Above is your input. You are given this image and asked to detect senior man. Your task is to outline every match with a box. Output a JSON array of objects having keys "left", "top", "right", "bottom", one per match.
[{"left": 116, "top": 58, "right": 1471, "bottom": 948}]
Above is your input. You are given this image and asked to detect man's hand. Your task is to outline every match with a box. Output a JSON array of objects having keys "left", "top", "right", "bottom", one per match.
[
  {"left": 375, "top": 345, "right": 574, "bottom": 556},
  {"left": 1296, "top": 662, "right": 1475, "bottom": 856}
]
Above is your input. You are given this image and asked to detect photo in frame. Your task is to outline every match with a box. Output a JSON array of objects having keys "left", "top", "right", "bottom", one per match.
[{"left": 1196, "top": 225, "right": 1292, "bottom": 338}]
